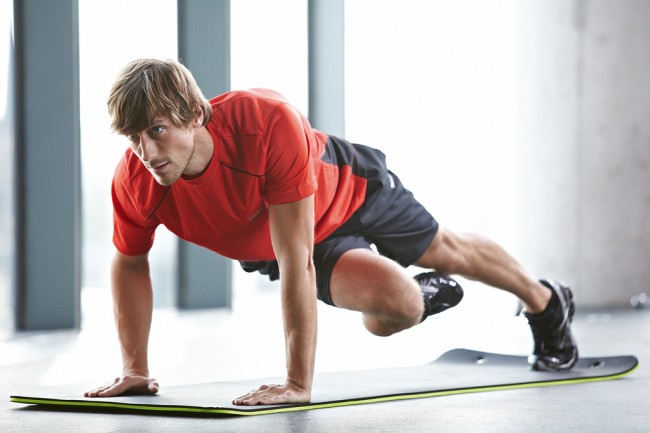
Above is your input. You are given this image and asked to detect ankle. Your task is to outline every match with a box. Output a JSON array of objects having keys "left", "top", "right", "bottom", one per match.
[{"left": 523, "top": 282, "right": 553, "bottom": 314}]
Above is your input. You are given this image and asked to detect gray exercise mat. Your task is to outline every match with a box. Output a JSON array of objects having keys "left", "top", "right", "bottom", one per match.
[{"left": 10, "top": 348, "right": 638, "bottom": 416}]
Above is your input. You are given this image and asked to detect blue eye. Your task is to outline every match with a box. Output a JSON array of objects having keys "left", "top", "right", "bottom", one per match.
[{"left": 150, "top": 126, "right": 164, "bottom": 135}]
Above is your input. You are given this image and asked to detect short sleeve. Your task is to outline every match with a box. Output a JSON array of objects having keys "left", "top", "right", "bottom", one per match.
[
  {"left": 264, "top": 103, "right": 318, "bottom": 205},
  {"left": 111, "top": 169, "right": 159, "bottom": 256}
]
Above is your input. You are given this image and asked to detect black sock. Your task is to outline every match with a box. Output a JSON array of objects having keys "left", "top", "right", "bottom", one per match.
[{"left": 526, "top": 282, "right": 559, "bottom": 320}]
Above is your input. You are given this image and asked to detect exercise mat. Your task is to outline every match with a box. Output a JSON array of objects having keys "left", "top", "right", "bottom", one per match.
[{"left": 10, "top": 348, "right": 638, "bottom": 416}]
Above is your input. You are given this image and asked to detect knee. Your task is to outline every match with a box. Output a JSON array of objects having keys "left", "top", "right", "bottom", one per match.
[
  {"left": 362, "top": 283, "right": 423, "bottom": 337},
  {"left": 363, "top": 314, "right": 417, "bottom": 337},
  {"left": 364, "top": 319, "right": 397, "bottom": 337},
  {"left": 386, "top": 280, "right": 424, "bottom": 320}
]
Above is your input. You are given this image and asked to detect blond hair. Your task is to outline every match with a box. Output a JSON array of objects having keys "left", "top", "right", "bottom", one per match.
[{"left": 107, "top": 58, "right": 213, "bottom": 136}]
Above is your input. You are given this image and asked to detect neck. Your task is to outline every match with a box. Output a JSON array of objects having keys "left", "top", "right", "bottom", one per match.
[{"left": 183, "top": 126, "right": 214, "bottom": 179}]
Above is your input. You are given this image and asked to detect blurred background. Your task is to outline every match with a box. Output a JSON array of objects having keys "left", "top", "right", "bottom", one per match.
[{"left": 1, "top": 0, "right": 649, "bottom": 339}]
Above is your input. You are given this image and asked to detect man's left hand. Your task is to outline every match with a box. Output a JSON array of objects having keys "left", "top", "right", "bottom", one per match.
[{"left": 232, "top": 380, "right": 311, "bottom": 406}]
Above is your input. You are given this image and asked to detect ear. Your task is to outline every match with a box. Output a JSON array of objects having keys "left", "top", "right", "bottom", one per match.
[{"left": 192, "top": 107, "right": 204, "bottom": 128}]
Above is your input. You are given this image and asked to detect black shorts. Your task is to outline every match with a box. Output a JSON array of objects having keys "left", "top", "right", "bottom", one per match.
[{"left": 239, "top": 141, "right": 438, "bottom": 307}]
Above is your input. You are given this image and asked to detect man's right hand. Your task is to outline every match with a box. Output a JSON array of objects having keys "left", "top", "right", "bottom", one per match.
[{"left": 84, "top": 374, "right": 159, "bottom": 398}]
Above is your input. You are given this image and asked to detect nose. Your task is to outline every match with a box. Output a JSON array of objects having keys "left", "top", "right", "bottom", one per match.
[{"left": 139, "top": 134, "right": 157, "bottom": 162}]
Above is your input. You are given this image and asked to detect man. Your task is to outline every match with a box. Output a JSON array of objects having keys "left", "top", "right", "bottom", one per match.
[{"left": 85, "top": 58, "right": 577, "bottom": 406}]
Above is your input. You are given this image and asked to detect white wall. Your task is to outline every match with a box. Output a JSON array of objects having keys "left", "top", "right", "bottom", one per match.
[
  {"left": 345, "top": 0, "right": 520, "bottom": 247},
  {"left": 515, "top": 2, "right": 582, "bottom": 294},
  {"left": 345, "top": 0, "right": 650, "bottom": 308},
  {"left": 78, "top": 0, "right": 179, "bottom": 308},
  {"left": 344, "top": 0, "right": 523, "bottom": 314},
  {"left": 517, "top": 0, "right": 650, "bottom": 308}
]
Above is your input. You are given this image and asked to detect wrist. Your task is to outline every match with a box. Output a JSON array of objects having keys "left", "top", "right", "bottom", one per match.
[
  {"left": 122, "top": 370, "right": 149, "bottom": 378},
  {"left": 286, "top": 377, "right": 312, "bottom": 394},
  {"left": 122, "top": 362, "right": 149, "bottom": 377}
]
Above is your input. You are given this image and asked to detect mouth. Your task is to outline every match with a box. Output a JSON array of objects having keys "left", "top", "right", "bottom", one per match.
[{"left": 149, "top": 162, "right": 169, "bottom": 174}]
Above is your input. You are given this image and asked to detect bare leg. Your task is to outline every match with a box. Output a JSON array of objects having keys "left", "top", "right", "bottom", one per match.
[
  {"left": 415, "top": 226, "right": 551, "bottom": 313},
  {"left": 329, "top": 248, "right": 424, "bottom": 336},
  {"left": 328, "top": 225, "right": 551, "bottom": 337}
]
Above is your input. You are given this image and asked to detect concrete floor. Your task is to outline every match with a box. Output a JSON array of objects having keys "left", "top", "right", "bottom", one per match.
[{"left": 1, "top": 274, "right": 648, "bottom": 432}]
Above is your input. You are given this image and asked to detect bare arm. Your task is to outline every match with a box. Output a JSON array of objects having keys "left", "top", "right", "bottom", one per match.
[
  {"left": 85, "top": 251, "right": 159, "bottom": 397},
  {"left": 233, "top": 195, "right": 317, "bottom": 405}
]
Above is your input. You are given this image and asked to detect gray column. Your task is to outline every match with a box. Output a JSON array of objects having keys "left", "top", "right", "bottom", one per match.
[
  {"left": 308, "top": 0, "right": 345, "bottom": 136},
  {"left": 578, "top": 0, "right": 650, "bottom": 308},
  {"left": 176, "top": 0, "right": 232, "bottom": 309},
  {"left": 178, "top": 0, "right": 230, "bottom": 98},
  {"left": 1, "top": 0, "right": 16, "bottom": 333},
  {"left": 13, "top": 0, "right": 81, "bottom": 329}
]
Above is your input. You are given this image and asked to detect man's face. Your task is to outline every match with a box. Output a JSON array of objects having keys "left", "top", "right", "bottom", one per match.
[{"left": 127, "top": 116, "right": 195, "bottom": 186}]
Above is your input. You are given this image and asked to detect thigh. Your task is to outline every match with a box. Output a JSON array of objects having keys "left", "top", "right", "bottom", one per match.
[
  {"left": 313, "top": 234, "right": 371, "bottom": 306},
  {"left": 329, "top": 248, "right": 421, "bottom": 316}
]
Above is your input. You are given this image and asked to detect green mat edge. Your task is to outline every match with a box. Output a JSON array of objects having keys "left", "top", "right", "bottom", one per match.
[{"left": 10, "top": 360, "right": 639, "bottom": 416}]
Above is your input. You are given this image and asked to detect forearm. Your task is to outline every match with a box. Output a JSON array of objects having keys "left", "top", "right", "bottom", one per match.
[
  {"left": 110, "top": 252, "right": 154, "bottom": 376},
  {"left": 280, "top": 258, "right": 318, "bottom": 391},
  {"left": 269, "top": 195, "right": 318, "bottom": 393}
]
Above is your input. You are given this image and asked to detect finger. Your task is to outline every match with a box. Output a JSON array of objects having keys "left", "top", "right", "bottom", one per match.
[
  {"left": 119, "top": 379, "right": 155, "bottom": 395},
  {"left": 253, "top": 393, "right": 281, "bottom": 405},
  {"left": 148, "top": 380, "right": 160, "bottom": 394},
  {"left": 86, "top": 385, "right": 116, "bottom": 398},
  {"left": 243, "top": 390, "right": 287, "bottom": 406},
  {"left": 101, "top": 377, "right": 158, "bottom": 397},
  {"left": 236, "top": 383, "right": 311, "bottom": 406},
  {"left": 232, "top": 390, "right": 261, "bottom": 406},
  {"left": 233, "top": 394, "right": 264, "bottom": 406},
  {"left": 84, "top": 378, "right": 120, "bottom": 397},
  {"left": 96, "top": 381, "right": 128, "bottom": 397},
  {"left": 97, "top": 377, "right": 142, "bottom": 397},
  {"left": 232, "top": 385, "right": 285, "bottom": 406},
  {"left": 232, "top": 391, "right": 254, "bottom": 406},
  {"left": 232, "top": 383, "right": 278, "bottom": 404}
]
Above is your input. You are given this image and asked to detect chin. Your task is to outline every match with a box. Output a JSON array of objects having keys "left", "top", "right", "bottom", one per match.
[{"left": 153, "top": 174, "right": 180, "bottom": 186}]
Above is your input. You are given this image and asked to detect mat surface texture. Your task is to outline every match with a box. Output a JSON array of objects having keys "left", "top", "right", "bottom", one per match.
[{"left": 10, "top": 348, "right": 638, "bottom": 416}]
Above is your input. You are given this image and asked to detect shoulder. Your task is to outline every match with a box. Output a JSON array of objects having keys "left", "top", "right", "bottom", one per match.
[
  {"left": 211, "top": 88, "right": 290, "bottom": 108},
  {"left": 112, "top": 149, "right": 167, "bottom": 220},
  {"left": 113, "top": 149, "right": 148, "bottom": 192},
  {"left": 207, "top": 89, "right": 308, "bottom": 171},
  {"left": 209, "top": 89, "right": 295, "bottom": 132}
]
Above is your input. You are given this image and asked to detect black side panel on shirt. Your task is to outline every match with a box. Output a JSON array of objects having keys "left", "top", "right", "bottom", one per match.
[{"left": 320, "top": 135, "right": 388, "bottom": 196}]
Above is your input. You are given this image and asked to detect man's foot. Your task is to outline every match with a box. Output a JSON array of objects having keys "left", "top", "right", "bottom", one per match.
[
  {"left": 415, "top": 272, "right": 464, "bottom": 322},
  {"left": 524, "top": 279, "right": 578, "bottom": 371}
]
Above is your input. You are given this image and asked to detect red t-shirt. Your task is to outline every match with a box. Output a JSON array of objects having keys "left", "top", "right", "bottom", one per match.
[{"left": 112, "top": 89, "right": 367, "bottom": 260}]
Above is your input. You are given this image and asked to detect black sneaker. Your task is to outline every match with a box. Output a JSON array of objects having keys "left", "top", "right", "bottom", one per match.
[
  {"left": 524, "top": 279, "right": 578, "bottom": 371},
  {"left": 415, "top": 272, "right": 464, "bottom": 322}
]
